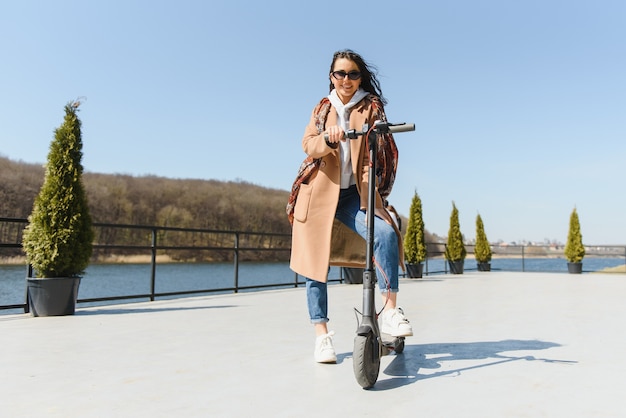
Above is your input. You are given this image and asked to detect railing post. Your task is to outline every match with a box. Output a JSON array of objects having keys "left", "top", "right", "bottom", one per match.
[
  {"left": 522, "top": 246, "right": 525, "bottom": 272},
  {"left": 234, "top": 232, "right": 239, "bottom": 293},
  {"left": 24, "top": 263, "right": 33, "bottom": 313},
  {"left": 150, "top": 228, "right": 157, "bottom": 301}
]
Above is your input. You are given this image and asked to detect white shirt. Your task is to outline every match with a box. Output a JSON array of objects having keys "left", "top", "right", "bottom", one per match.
[{"left": 328, "top": 88, "right": 369, "bottom": 189}]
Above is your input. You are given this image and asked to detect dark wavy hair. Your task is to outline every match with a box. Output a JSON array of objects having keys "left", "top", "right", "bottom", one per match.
[{"left": 328, "top": 49, "right": 387, "bottom": 105}]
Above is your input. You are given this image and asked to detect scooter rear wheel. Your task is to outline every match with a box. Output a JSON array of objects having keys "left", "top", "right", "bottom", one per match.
[{"left": 353, "top": 332, "right": 380, "bottom": 389}]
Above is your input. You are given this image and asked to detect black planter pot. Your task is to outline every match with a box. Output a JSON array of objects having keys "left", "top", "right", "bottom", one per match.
[
  {"left": 26, "top": 277, "right": 81, "bottom": 317},
  {"left": 448, "top": 260, "right": 464, "bottom": 275},
  {"left": 567, "top": 262, "right": 583, "bottom": 274},
  {"left": 477, "top": 262, "right": 491, "bottom": 272},
  {"left": 405, "top": 262, "right": 424, "bottom": 278},
  {"left": 342, "top": 267, "right": 364, "bottom": 284}
]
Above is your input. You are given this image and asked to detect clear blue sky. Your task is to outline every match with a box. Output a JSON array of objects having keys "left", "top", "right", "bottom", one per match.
[{"left": 1, "top": 0, "right": 624, "bottom": 244}]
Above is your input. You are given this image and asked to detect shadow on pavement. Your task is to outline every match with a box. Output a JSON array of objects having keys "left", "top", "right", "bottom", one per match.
[{"left": 371, "top": 339, "right": 576, "bottom": 391}]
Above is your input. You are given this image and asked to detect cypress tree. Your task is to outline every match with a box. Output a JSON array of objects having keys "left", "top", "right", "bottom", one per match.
[
  {"left": 403, "top": 190, "right": 426, "bottom": 263},
  {"left": 564, "top": 207, "right": 585, "bottom": 263},
  {"left": 474, "top": 213, "right": 492, "bottom": 263},
  {"left": 22, "top": 101, "right": 94, "bottom": 277},
  {"left": 445, "top": 202, "right": 466, "bottom": 261}
]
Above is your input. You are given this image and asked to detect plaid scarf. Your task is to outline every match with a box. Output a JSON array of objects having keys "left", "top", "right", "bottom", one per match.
[{"left": 286, "top": 95, "right": 398, "bottom": 226}]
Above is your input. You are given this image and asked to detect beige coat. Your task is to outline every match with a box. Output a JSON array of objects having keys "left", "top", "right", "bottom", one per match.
[{"left": 289, "top": 97, "right": 403, "bottom": 282}]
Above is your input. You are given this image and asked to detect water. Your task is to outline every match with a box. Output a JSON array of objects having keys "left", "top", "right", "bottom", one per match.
[
  {"left": 423, "top": 257, "right": 626, "bottom": 274},
  {"left": 1, "top": 258, "right": 624, "bottom": 315},
  {"left": 0, "top": 262, "right": 321, "bottom": 315}
]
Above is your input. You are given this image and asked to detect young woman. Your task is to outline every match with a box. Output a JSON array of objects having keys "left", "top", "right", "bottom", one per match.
[{"left": 289, "top": 49, "right": 412, "bottom": 363}]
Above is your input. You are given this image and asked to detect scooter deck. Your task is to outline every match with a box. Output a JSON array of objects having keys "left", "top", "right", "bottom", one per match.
[{"left": 381, "top": 333, "right": 405, "bottom": 355}]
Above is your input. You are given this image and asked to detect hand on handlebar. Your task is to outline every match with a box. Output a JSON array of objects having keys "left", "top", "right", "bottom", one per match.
[
  {"left": 323, "top": 122, "right": 415, "bottom": 146},
  {"left": 324, "top": 126, "right": 345, "bottom": 144}
]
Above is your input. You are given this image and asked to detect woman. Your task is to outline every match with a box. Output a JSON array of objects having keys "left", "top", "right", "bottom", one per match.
[{"left": 289, "top": 49, "right": 413, "bottom": 363}]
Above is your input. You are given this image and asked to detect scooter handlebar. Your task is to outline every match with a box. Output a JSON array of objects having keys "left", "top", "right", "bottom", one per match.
[
  {"left": 388, "top": 123, "right": 415, "bottom": 134},
  {"left": 322, "top": 123, "right": 414, "bottom": 141}
]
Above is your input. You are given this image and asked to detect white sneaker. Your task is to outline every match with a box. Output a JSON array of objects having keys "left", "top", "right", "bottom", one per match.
[
  {"left": 314, "top": 331, "right": 337, "bottom": 363},
  {"left": 381, "top": 307, "right": 413, "bottom": 337}
]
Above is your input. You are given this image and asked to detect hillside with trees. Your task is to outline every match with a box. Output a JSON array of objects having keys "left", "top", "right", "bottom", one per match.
[
  {"left": 1, "top": 155, "right": 291, "bottom": 233},
  {"left": 1, "top": 155, "right": 295, "bottom": 262},
  {"left": 1, "top": 155, "right": 438, "bottom": 262}
]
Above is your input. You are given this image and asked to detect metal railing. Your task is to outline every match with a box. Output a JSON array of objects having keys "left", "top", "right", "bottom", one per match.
[
  {"left": 423, "top": 242, "right": 626, "bottom": 274},
  {"left": 1, "top": 217, "right": 311, "bottom": 312},
  {"left": 2, "top": 217, "right": 626, "bottom": 312}
]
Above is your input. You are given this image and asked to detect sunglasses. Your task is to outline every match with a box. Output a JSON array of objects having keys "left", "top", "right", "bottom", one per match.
[{"left": 331, "top": 70, "right": 361, "bottom": 81}]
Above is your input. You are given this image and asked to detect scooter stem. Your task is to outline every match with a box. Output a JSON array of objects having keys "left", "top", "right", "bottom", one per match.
[{"left": 360, "top": 126, "right": 380, "bottom": 334}]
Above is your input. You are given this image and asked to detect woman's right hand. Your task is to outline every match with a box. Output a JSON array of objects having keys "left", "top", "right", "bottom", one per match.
[{"left": 324, "top": 126, "right": 345, "bottom": 144}]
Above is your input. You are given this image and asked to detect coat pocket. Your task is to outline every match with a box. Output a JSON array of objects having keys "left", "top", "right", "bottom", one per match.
[{"left": 294, "top": 183, "right": 313, "bottom": 222}]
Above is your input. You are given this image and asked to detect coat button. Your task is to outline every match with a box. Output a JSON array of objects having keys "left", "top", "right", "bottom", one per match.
[{"left": 320, "top": 161, "right": 326, "bottom": 168}]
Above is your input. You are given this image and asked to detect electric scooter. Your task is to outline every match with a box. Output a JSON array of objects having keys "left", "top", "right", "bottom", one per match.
[{"left": 330, "top": 120, "right": 415, "bottom": 389}]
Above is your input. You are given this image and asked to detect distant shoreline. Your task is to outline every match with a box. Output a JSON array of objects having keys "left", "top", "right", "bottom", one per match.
[
  {"left": 3, "top": 254, "right": 624, "bottom": 274},
  {"left": 1, "top": 254, "right": 177, "bottom": 266},
  {"left": 596, "top": 264, "right": 626, "bottom": 273},
  {"left": 0, "top": 253, "right": 553, "bottom": 265}
]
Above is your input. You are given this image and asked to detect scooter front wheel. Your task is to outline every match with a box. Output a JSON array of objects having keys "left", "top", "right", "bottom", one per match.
[{"left": 353, "top": 332, "right": 380, "bottom": 389}]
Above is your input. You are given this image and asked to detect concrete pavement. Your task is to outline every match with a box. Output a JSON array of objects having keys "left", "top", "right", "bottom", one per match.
[{"left": 1, "top": 271, "right": 625, "bottom": 417}]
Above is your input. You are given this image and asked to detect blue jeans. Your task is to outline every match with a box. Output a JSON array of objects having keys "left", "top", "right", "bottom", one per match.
[{"left": 306, "top": 185, "right": 399, "bottom": 324}]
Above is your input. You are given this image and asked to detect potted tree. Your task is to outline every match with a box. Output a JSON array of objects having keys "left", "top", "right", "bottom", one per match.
[
  {"left": 564, "top": 207, "right": 584, "bottom": 274},
  {"left": 403, "top": 191, "right": 427, "bottom": 278},
  {"left": 445, "top": 202, "right": 466, "bottom": 274},
  {"left": 22, "top": 101, "right": 94, "bottom": 316},
  {"left": 475, "top": 213, "right": 492, "bottom": 271}
]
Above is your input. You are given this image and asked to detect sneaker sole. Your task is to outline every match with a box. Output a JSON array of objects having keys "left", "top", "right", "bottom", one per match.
[{"left": 381, "top": 327, "right": 413, "bottom": 338}]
